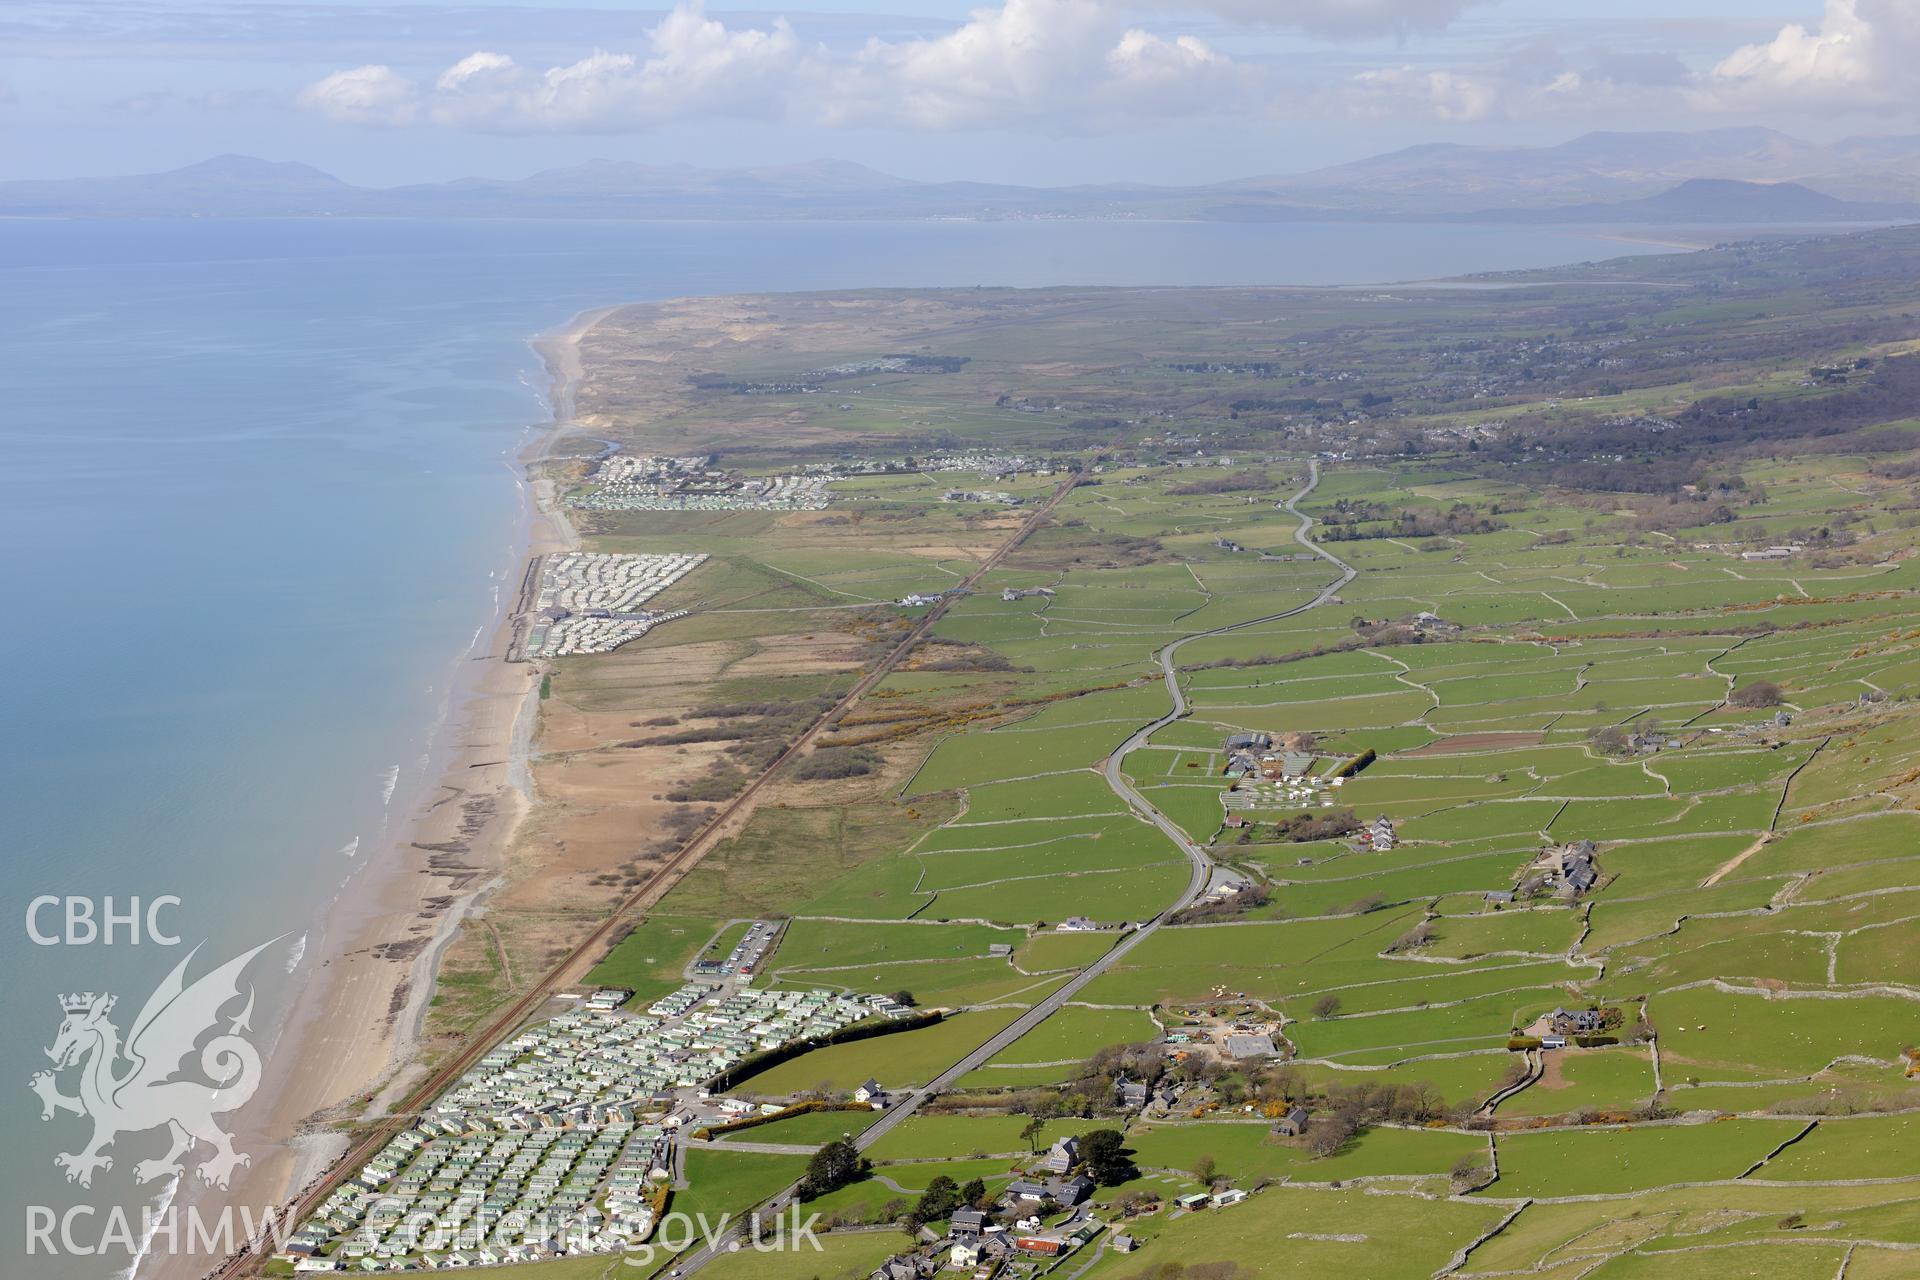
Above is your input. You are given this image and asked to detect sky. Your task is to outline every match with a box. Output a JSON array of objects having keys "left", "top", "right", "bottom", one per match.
[{"left": 4, "top": 0, "right": 1920, "bottom": 185}]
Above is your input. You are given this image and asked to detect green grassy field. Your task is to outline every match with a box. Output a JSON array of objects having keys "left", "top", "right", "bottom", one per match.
[{"left": 388, "top": 253, "right": 1920, "bottom": 1278}]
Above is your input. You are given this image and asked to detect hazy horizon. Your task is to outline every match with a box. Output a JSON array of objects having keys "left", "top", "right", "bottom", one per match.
[{"left": 8, "top": 1, "right": 1920, "bottom": 188}]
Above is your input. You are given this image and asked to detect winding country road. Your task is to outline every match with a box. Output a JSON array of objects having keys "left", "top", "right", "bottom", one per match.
[{"left": 666, "top": 460, "right": 1355, "bottom": 1276}]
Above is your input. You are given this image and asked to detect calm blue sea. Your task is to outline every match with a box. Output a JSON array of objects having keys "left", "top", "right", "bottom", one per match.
[{"left": 0, "top": 217, "right": 1667, "bottom": 1274}]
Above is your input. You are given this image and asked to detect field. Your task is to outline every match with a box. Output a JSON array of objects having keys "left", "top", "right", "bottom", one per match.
[{"left": 416, "top": 237, "right": 1920, "bottom": 1280}]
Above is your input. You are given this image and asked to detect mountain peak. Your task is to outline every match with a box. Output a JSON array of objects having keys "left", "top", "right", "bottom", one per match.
[{"left": 172, "top": 154, "right": 345, "bottom": 184}]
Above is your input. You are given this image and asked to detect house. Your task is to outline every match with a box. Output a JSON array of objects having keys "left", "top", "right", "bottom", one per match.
[
  {"left": 1542, "top": 840, "right": 1600, "bottom": 898},
  {"left": 1212, "top": 1188, "right": 1248, "bottom": 1207},
  {"left": 949, "top": 1208, "right": 986, "bottom": 1238},
  {"left": 1056, "top": 916, "right": 1098, "bottom": 933},
  {"left": 1271, "top": 1105, "right": 1310, "bottom": 1138},
  {"left": 854, "top": 1079, "right": 889, "bottom": 1107},
  {"left": 1225, "top": 732, "right": 1273, "bottom": 751},
  {"left": 1549, "top": 1007, "right": 1607, "bottom": 1036},
  {"left": 1369, "top": 815, "right": 1397, "bottom": 851},
  {"left": 1541, "top": 1034, "right": 1568, "bottom": 1050},
  {"left": 1005, "top": 1180, "right": 1051, "bottom": 1205},
  {"left": 1040, "top": 1136, "right": 1080, "bottom": 1174},
  {"left": 1175, "top": 1193, "right": 1212, "bottom": 1210},
  {"left": 949, "top": 1241, "right": 982, "bottom": 1267},
  {"left": 1014, "top": 1235, "right": 1067, "bottom": 1257},
  {"left": 1114, "top": 1077, "right": 1150, "bottom": 1110},
  {"left": 1048, "top": 1174, "right": 1096, "bottom": 1207},
  {"left": 1113, "top": 1234, "right": 1139, "bottom": 1253}
]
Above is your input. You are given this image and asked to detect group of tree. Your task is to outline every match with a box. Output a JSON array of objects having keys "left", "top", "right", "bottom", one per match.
[
  {"left": 900, "top": 1174, "right": 988, "bottom": 1230},
  {"left": 1078, "top": 1129, "right": 1138, "bottom": 1186},
  {"left": 796, "top": 1139, "right": 870, "bottom": 1202},
  {"left": 1729, "top": 680, "right": 1785, "bottom": 708},
  {"left": 1267, "top": 806, "right": 1360, "bottom": 843}
]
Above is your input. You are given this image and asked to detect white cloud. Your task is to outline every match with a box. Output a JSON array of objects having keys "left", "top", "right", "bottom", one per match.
[
  {"left": 297, "top": 64, "right": 421, "bottom": 126},
  {"left": 1346, "top": 66, "right": 1497, "bottom": 121},
  {"left": 300, "top": 4, "right": 803, "bottom": 132},
  {"left": 299, "top": 0, "right": 1254, "bottom": 134},
  {"left": 1707, "top": 0, "right": 1920, "bottom": 109},
  {"left": 825, "top": 0, "right": 1250, "bottom": 130}
]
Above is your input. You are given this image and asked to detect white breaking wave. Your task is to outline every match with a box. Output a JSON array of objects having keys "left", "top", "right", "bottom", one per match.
[
  {"left": 379, "top": 764, "right": 400, "bottom": 806},
  {"left": 337, "top": 835, "right": 360, "bottom": 858},
  {"left": 285, "top": 933, "right": 309, "bottom": 973},
  {"left": 121, "top": 1171, "right": 181, "bottom": 1280}
]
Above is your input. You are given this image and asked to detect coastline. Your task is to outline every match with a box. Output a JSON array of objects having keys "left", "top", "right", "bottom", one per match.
[{"left": 154, "top": 307, "right": 610, "bottom": 1280}]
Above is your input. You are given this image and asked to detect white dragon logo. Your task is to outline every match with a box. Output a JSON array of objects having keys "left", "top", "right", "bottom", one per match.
[{"left": 30, "top": 939, "right": 276, "bottom": 1191}]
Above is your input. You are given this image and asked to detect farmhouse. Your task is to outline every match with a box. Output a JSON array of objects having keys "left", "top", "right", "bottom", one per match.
[
  {"left": 1549, "top": 1007, "right": 1610, "bottom": 1036},
  {"left": 1529, "top": 840, "right": 1600, "bottom": 898},
  {"left": 1271, "top": 1105, "right": 1310, "bottom": 1138},
  {"left": 1040, "top": 1136, "right": 1081, "bottom": 1173}
]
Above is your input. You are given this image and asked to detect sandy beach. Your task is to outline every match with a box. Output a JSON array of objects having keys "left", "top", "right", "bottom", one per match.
[{"left": 148, "top": 308, "right": 607, "bottom": 1280}]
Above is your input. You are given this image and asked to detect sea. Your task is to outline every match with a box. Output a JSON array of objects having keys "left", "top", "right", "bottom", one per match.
[{"left": 0, "top": 216, "right": 1672, "bottom": 1275}]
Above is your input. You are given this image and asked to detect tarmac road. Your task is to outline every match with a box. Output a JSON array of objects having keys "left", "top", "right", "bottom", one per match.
[{"left": 665, "top": 460, "right": 1355, "bottom": 1277}]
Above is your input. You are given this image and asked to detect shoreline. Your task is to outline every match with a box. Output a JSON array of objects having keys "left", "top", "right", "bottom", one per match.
[{"left": 157, "top": 307, "right": 612, "bottom": 1280}]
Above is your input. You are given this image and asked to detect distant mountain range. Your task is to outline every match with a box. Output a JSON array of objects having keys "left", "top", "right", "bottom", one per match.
[{"left": 8, "top": 129, "right": 1920, "bottom": 224}]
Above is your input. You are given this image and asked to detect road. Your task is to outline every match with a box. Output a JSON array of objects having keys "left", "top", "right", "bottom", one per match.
[
  {"left": 1103, "top": 458, "right": 1356, "bottom": 905},
  {"left": 666, "top": 460, "right": 1354, "bottom": 1276}
]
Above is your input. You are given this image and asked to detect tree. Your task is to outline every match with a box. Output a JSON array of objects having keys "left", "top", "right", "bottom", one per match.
[
  {"left": 889, "top": 989, "right": 917, "bottom": 1008},
  {"left": 1079, "top": 1129, "right": 1137, "bottom": 1186},
  {"left": 1018, "top": 1115, "right": 1047, "bottom": 1153},
  {"left": 796, "top": 1139, "right": 869, "bottom": 1202},
  {"left": 1587, "top": 724, "right": 1629, "bottom": 755},
  {"left": 1306, "top": 1111, "right": 1359, "bottom": 1159},
  {"left": 1312, "top": 995, "right": 1342, "bottom": 1019},
  {"left": 959, "top": 1177, "right": 987, "bottom": 1209},
  {"left": 1191, "top": 1154, "right": 1217, "bottom": 1186},
  {"left": 914, "top": 1175, "right": 961, "bottom": 1222},
  {"left": 1730, "top": 680, "right": 1785, "bottom": 708}
]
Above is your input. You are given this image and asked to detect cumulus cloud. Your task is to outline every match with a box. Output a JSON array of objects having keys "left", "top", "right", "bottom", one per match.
[
  {"left": 1332, "top": 38, "right": 1709, "bottom": 125},
  {"left": 1345, "top": 65, "right": 1497, "bottom": 121},
  {"left": 297, "top": 64, "right": 422, "bottom": 126},
  {"left": 300, "top": 4, "right": 802, "bottom": 132},
  {"left": 299, "top": 0, "right": 1255, "bottom": 133},
  {"left": 1706, "top": 0, "right": 1920, "bottom": 109},
  {"left": 824, "top": 0, "right": 1251, "bottom": 130}
]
